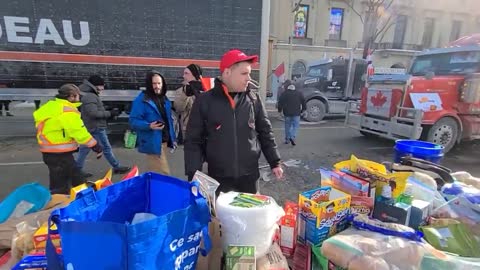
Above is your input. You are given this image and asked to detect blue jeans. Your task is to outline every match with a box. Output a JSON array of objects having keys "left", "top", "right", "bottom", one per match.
[
  {"left": 284, "top": 116, "right": 300, "bottom": 141},
  {"left": 76, "top": 128, "right": 120, "bottom": 170}
]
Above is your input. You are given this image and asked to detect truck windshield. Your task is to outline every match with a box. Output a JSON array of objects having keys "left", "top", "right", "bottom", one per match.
[
  {"left": 410, "top": 51, "right": 480, "bottom": 76},
  {"left": 306, "top": 64, "right": 330, "bottom": 77}
]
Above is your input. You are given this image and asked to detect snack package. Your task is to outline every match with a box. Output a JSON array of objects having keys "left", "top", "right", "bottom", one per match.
[
  {"left": 334, "top": 155, "right": 411, "bottom": 199},
  {"left": 192, "top": 171, "right": 220, "bottom": 216},
  {"left": 279, "top": 201, "right": 299, "bottom": 257},
  {"left": 349, "top": 214, "right": 424, "bottom": 242}
]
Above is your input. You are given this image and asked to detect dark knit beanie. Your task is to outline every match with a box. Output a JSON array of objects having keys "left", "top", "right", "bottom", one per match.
[
  {"left": 88, "top": 75, "right": 105, "bottom": 86},
  {"left": 186, "top": 64, "right": 203, "bottom": 80}
]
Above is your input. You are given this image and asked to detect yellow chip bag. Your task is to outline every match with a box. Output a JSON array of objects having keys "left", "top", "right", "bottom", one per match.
[{"left": 334, "top": 155, "right": 411, "bottom": 199}]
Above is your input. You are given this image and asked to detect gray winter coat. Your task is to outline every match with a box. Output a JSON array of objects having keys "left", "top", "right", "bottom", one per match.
[{"left": 79, "top": 80, "right": 111, "bottom": 132}]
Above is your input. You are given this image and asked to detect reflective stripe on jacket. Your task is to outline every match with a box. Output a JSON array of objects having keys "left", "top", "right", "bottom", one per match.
[{"left": 33, "top": 98, "right": 97, "bottom": 153}]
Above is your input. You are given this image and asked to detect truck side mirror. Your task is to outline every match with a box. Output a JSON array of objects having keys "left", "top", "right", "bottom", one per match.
[{"left": 327, "top": 69, "right": 333, "bottom": 81}]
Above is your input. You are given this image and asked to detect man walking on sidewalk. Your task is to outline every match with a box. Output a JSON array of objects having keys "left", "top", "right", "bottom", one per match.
[
  {"left": 75, "top": 75, "right": 130, "bottom": 177},
  {"left": 277, "top": 81, "right": 306, "bottom": 146}
]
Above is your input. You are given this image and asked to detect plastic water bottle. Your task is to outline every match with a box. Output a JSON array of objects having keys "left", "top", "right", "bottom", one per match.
[
  {"left": 376, "top": 185, "right": 395, "bottom": 205},
  {"left": 397, "top": 184, "right": 414, "bottom": 205}
]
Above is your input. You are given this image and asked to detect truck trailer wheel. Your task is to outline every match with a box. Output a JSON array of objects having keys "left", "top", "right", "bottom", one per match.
[
  {"left": 304, "top": 99, "right": 326, "bottom": 122},
  {"left": 426, "top": 117, "right": 459, "bottom": 153}
]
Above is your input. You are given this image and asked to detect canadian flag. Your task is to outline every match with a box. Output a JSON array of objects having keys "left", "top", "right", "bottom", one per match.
[{"left": 274, "top": 62, "right": 285, "bottom": 78}]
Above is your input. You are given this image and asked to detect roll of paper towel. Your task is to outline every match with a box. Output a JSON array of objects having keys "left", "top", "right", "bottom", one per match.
[{"left": 216, "top": 192, "right": 285, "bottom": 258}]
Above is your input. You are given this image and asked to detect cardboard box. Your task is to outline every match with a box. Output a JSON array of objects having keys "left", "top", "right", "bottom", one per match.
[
  {"left": 33, "top": 222, "right": 60, "bottom": 249},
  {"left": 349, "top": 195, "right": 375, "bottom": 216},
  {"left": 279, "top": 201, "right": 299, "bottom": 257},
  {"left": 197, "top": 218, "right": 223, "bottom": 270},
  {"left": 409, "top": 199, "right": 431, "bottom": 229},
  {"left": 225, "top": 245, "right": 256, "bottom": 270},
  {"left": 372, "top": 201, "right": 411, "bottom": 226},
  {"left": 297, "top": 187, "right": 351, "bottom": 246},
  {"left": 323, "top": 179, "right": 375, "bottom": 217}
]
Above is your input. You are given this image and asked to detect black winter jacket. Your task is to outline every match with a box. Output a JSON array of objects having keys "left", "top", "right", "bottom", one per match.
[
  {"left": 277, "top": 89, "right": 306, "bottom": 117},
  {"left": 184, "top": 78, "right": 281, "bottom": 179},
  {"left": 79, "top": 80, "right": 111, "bottom": 131}
]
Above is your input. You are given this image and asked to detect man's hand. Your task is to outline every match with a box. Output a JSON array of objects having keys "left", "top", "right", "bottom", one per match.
[
  {"left": 150, "top": 121, "right": 165, "bottom": 130},
  {"left": 272, "top": 166, "right": 284, "bottom": 180}
]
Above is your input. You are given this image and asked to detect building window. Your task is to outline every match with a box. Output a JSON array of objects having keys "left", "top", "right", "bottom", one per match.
[
  {"left": 450, "top": 20, "right": 462, "bottom": 41},
  {"left": 293, "top": 5, "right": 309, "bottom": 38},
  {"left": 393, "top": 15, "right": 408, "bottom": 49},
  {"left": 329, "top": 8, "right": 344, "bottom": 40},
  {"left": 422, "top": 18, "right": 435, "bottom": 48}
]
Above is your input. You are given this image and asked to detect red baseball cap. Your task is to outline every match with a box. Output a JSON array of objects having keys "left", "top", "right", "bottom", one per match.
[{"left": 220, "top": 49, "right": 258, "bottom": 73}]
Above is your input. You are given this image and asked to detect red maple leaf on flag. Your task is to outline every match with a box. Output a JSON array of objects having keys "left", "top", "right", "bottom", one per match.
[{"left": 370, "top": 91, "right": 387, "bottom": 108}]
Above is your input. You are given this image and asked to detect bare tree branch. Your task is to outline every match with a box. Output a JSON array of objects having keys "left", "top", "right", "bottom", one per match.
[
  {"left": 340, "top": 0, "right": 364, "bottom": 24},
  {"left": 373, "top": 14, "right": 394, "bottom": 40},
  {"left": 385, "top": 0, "right": 395, "bottom": 11},
  {"left": 377, "top": 21, "right": 395, "bottom": 43}
]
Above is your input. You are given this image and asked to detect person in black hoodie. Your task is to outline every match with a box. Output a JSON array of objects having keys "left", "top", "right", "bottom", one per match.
[
  {"left": 277, "top": 80, "right": 306, "bottom": 146},
  {"left": 129, "top": 71, "right": 176, "bottom": 175},
  {"left": 184, "top": 49, "right": 283, "bottom": 194},
  {"left": 174, "top": 64, "right": 206, "bottom": 143}
]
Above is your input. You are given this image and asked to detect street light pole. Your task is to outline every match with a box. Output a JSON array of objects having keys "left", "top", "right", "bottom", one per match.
[{"left": 259, "top": 0, "right": 271, "bottom": 102}]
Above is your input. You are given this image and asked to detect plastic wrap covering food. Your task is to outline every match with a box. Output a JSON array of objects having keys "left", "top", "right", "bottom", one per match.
[
  {"left": 431, "top": 194, "right": 480, "bottom": 242},
  {"left": 321, "top": 227, "right": 480, "bottom": 270},
  {"left": 215, "top": 192, "right": 285, "bottom": 258},
  {"left": 451, "top": 171, "right": 480, "bottom": 189},
  {"left": 407, "top": 175, "right": 446, "bottom": 209},
  {"left": 349, "top": 214, "right": 424, "bottom": 241}
]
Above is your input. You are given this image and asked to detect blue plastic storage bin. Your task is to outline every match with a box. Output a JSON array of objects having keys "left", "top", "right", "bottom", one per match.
[{"left": 394, "top": 140, "right": 444, "bottom": 164}]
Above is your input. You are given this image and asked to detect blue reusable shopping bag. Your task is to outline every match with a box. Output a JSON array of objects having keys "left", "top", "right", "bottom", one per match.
[{"left": 46, "top": 172, "right": 211, "bottom": 270}]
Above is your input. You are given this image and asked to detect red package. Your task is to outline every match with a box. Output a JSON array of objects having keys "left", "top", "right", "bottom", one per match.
[{"left": 279, "top": 201, "right": 299, "bottom": 257}]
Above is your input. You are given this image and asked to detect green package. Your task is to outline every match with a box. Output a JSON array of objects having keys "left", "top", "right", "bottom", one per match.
[
  {"left": 225, "top": 245, "right": 256, "bottom": 270},
  {"left": 124, "top": 130, "right": 137, "bottom": 149},
  {"left": 421, "top": 223, "right": 480, "bottom": 257}
]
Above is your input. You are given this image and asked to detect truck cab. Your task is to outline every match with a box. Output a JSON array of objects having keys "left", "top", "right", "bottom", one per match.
[
  {"left": 346, "top": 42, "right": 480, "bottom": 152},
  {"left": 279, "top": 58, "right": 366, "bottom": 122}
]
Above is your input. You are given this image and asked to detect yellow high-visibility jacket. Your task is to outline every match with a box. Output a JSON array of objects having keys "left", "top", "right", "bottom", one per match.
[{"left": 33, "top": 98, "right": 97, "bottom": 153}]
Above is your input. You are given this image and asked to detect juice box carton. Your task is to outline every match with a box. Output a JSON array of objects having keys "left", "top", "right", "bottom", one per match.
[
  {"left": 33, "top": 222, "right": 60, "bottom": 249},
  {"left": 279, "top": 201, "right": 299, "bottom": 257},
  {"left": 297, "top": 187, "right": 351, "bottom": 246},
  {"left": 225, "top": 245, "right": 256, "bottom": 270}
]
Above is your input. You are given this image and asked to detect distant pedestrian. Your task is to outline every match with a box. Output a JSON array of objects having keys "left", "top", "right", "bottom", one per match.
[
  {"left": 0, "top": 101, "right": 13, "bottom": 116},
  {"left": 174, "top": 64, "right": 206, "bottom": 142},
  {"left": 33, "top": 84, "right": 103, "bottom": 194},
  {"left": 129, "top": 70, "right": 176, "bottom": 175},
  {"left": 75, "top": 75, "right": 131, "bottom": 177},
  {"left": 277, "top": 81, "right": 306, "bottom": 146}
]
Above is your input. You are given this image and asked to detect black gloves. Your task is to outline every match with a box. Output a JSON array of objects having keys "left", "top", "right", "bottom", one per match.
[
  {"left": 91, "top": 143, "right": 103, "bottom": 154},
  {"left": 91, "top": 143, "right": 103, "bottom": 159}
]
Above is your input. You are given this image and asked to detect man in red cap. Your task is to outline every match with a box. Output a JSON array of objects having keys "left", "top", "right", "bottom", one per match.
[{"left": 184, "top": 49, "right": 283, "bottom": 194}]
